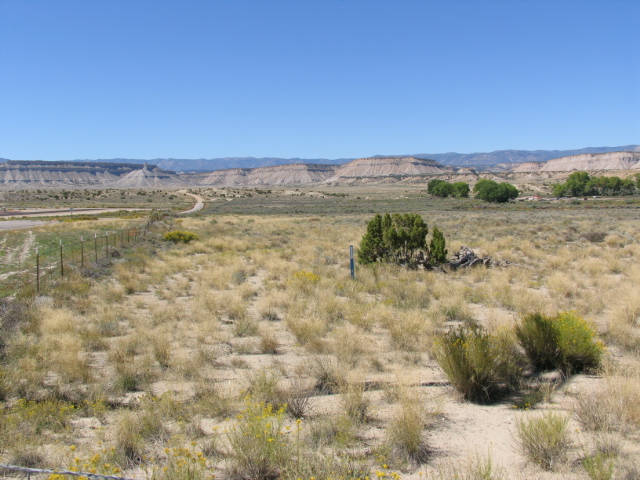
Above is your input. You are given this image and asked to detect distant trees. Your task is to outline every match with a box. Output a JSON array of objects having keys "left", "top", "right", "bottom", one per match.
[
  {"left": 357, "top": 213, "right": 447, "bottom": 267},
  {"left": 552, "top": 171, "right": 637, "bottom": 197},
  {"left": 427, "top": 179, "right": 470, "bottom": 198},
  {"left": 473, "top": 179, "right": 519, "bottom": 203}
]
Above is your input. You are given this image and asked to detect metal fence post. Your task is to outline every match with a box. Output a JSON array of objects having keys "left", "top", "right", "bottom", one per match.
[
  {"left": 94, "top": 233, "right": 98, "bottom": 263},
  {"left": 60, "top": 239, "right": 64, "bottom": 277},
  {"left": 350, "top": 245, "right": 355, "bottom": 280},
  {"left": 105, "top": 232, "right": 109, "bottom": 258},
  {"left": 81, "top": 236, "right": 84, "bottom": 271},
  {"left": 36, "top": 247, "right": 40, "bottom": 293}
]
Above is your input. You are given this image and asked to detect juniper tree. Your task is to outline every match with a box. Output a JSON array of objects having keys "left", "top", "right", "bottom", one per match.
[{"left": 357, "top": 213, "right": 428, "bottom": 264}]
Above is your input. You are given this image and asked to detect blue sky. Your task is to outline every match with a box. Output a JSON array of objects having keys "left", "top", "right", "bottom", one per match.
[{"left": 1, "top": 0, "right": 638, "bottom": 160}]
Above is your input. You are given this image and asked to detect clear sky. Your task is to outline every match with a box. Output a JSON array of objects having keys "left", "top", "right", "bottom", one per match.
[{"left": 1, "top": 0, "right": 638, "bottom": 160}]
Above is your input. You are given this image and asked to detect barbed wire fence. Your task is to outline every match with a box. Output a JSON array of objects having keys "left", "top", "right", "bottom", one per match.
[
  {"left": 0, "top": 464, "right": 139, "bottom": 480},
  {"left": 0, "top": 212, "right": 166, "bottom": 297}
]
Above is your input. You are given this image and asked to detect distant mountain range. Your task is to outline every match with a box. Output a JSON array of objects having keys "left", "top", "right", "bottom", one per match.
[
  {"left": 2, "top": 149, "right": 640, "bottom": 189},
  {"left": 404, "top": 145, "right": 640, "bottom": 167},
  {"left": 3, "top": 145, "right": 636, "bottom": 172},
  {"left": 84, "top": 157, "right": 350, "bottom": 172}
]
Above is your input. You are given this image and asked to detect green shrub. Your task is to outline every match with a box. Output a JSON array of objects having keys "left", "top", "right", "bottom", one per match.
[
  {"left": 434, "top": 325, "right": 523, "bottom": 403},
  {"left": 515, "top": 313, "right": 562, "bottom": 370},
  {"left": 163, "top": 231, "right": 200, "bottom": 243},
  {"left": 516, "top": 312, "right": 603, "bottom": 373},
  {"left": 514, "top": 412, "right": 571, "bottom": 470}
]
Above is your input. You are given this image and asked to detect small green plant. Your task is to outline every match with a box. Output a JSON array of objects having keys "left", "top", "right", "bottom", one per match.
[
  {"left": 282, "top": 379, "right": 312, "bottom": 419},
  {"left": 384, "top": 392, "right": 429, "bottom": 468},
  {"left": 244, "top": 369, "right": 284, "bottom": 408},
  {"left": 310, "top": 356, "right": 342, "bottom": 394},
  {"left": 429, "top": 451, "right": 506, "bottom": 480},
  {"left": 516, "top": 311, "right": 603, "bottom": 373},
  {"left": 582, "top": 452, "right": 615, "bottom": 480},
  {"left": 163, "top": 231, "right": 200, "bottom": 243},
  {"left": 434, "top": 325, "right": 523, "bottom": 403},
  {"left": 340, "top": 381, "right": 369, "bottom": 424},
  {"left": 514, "top": 412, "right": 571, "bottom": 471}
]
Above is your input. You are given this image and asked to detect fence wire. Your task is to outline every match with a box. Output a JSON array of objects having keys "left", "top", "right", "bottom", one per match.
[
  {"left": 0, "top": 464, "right": 138, "bottom": 480},
  {"left": 0, "top": 213, "right": 165, "bottom": 297}
]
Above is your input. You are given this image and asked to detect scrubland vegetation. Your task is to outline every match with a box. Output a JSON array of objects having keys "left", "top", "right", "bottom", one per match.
[{"left": 1, "top": 187, "right": 640, "bottom": 479}]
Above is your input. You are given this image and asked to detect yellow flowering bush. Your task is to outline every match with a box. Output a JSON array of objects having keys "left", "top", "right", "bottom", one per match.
[
  {"left": 11, "top": 398, "right": 74, "bottom": 434},
  {"left": 48, "top": 447, "right": 123, "bottom": 480},
  {"left": 151, "top": 445, "right": 212, "bottom": 480},
  {"left": 163, "top": 231, "right": 200, "bottom": 243},
  {"left": 289, "top": 270, "right": 321, "bottom": 295},
  {"left": 554, "top": 311, "right": 603, "bottom": 372},
  {"left": 516, "top": 311, "right": 603, "bottom": 373},
  {"left": 227, "top": 399, "right": 290, "bottom": 480}
]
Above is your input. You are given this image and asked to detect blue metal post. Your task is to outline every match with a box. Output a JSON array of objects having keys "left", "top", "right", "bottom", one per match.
[{"left": 350, "top": 245, "right": 355, "bottom": 279}]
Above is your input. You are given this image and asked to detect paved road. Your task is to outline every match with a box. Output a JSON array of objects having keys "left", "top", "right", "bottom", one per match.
[
  {"left": 0, "top": 207, "right": 147, "bottom": 218},
  {"left": 179, "top": 193, "right": 204, "bottom": 214},
  {"left": 0, "top": 220, "right": 53, "bottom": 231}
]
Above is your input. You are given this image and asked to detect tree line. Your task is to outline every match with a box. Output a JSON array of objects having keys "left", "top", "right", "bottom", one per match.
[
  {"left": 428, "top": 178, "right": 519, "bottom": 203},
  {"left": 552, "top": 171, "right": 640, "bottom": 197}
]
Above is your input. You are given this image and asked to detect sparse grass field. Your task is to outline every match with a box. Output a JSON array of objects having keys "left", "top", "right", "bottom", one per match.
[
  {"left": 1, "top": 185, "right": 639, "bottom": 479},
  {"left": 0, "top": 187, "right": 193, "bottom": 210}
]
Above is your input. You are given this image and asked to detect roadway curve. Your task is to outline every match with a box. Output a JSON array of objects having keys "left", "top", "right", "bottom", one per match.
[{"left": 179, "top": 192, "right": 204, "bottom": 214}]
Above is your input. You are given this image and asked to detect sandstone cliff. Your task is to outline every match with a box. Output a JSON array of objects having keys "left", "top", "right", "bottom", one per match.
[
  {"left": 186, "top": 164, "right": 339, "bottom": 186},
  {"left": 109, "top": 164, "right": 190, "bottom": 188},
  {"left": 511, "top": 151, "right": 640, "bottom": 173},
  {"left": 325, "top": 156, "right": 453, "bottom": 184},
  {"left": 0, "top": 161, "right": 142, "bottom": 187}
]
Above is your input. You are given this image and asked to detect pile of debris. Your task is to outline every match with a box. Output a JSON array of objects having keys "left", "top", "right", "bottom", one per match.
[{"left": 447, "top": 246, "right": 506, "bottom": 270}]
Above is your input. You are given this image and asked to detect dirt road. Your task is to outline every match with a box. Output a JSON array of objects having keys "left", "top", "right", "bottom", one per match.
[{"left": 178, "top": 192, "right": 204, "bottom": 214}]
